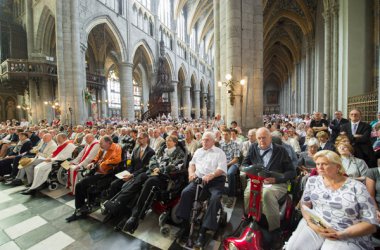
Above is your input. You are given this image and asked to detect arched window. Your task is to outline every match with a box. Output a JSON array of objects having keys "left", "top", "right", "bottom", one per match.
[
  {"left": 177, "top": 10, "right": 186, "bottom": 41},
  {"left": 107, "top": 70, "right": 121, "bottom": 109},
  {"left": 158, "top": 0, "right": 171, "bottom": 28},
  {"left": 133, "top": 79, "right": 143, "bottom": 119},
  {"left": 190, "top": 28, "right": 196, "bottom": 50}
]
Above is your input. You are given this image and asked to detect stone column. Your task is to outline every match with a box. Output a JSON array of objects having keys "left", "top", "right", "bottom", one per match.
[
  {"left": 100, "top": 87, "right": 108, "bottom": 118},
  {"left": 40, "top": 78, "right": 53, "bottom": 122},
  {"left": 170, "top": 80, "right": 179, "bottom": 119},
  {"left": 209, "top": 93, "right": 215, "bottom": 118},
  {"left": 193, "top": 89, "right": 201, "bottom": 119},
  {"left": 376, "top": 0, "right": 380, "bottom": 110},
  {"left": 28, "top": 80, "right": 38, "bottom": 124},
  {"left": 119, "top": 62, "right": 134, "bottom": 121},
  {"left": 25, "top": 0, "right": 34, "bottom": 57},
  {"left": 202, "top": 92, "right": 208, "bottom": 119},
  {"left": 183, "top": 85, "right": 191, "bottom": 119},
  {"left": 219, "top": 0, "right": 227, "bottom": 120},
  {"left": 225, "top": 0, "right": 242, "bottom": 125},
  {"left": 16, "top": 95, "right": 24, "bottom": 120},
  {"left": 331, "top": 2, "right": 339, "bottom": 113},
  {"left": 213, "top": 0, "right": 221, "bottom": 115},
  {"left": 323, "top": 8, "right": 332, "bottom": 115}
]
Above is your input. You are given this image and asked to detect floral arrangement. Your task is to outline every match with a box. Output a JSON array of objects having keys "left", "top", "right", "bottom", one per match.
[{"left": 83, "top": 89, "right": 93, "bottom": 103}]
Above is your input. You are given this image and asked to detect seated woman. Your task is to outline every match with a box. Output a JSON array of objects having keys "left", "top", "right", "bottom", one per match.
[
  {"left": 286, "top": 150, "right": 377, "bottom": 250},
  {"left": 366, "top": 160, "right": 380, "bottom": 223},
  {"left": 123, "top": 135, "right": 185, "bottom": 232},
  {"left": 297, "top": 138, "right": 319, "bottom": 190},
  {"left": 337, "top": 142, "right": 368, "bottom": 182}
]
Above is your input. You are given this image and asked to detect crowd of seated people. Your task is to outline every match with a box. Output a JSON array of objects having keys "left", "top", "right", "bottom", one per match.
[{"left": 1, "top": 109, "right": 380, "bottom": 249}]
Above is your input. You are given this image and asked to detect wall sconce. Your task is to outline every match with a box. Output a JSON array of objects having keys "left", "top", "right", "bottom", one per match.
[
  {"left": 17, "top": 103, "right": 32, "bottom": 116},
  {"left": 218, "top": 71, "right": 245, "bottom": 106}
]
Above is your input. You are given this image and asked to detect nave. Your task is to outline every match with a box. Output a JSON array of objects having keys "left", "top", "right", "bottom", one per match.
[{"left": 0, "top": 183, "right": 242, "bottom": 250}]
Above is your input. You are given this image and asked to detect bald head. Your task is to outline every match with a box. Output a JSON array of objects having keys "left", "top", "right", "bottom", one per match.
[{"left": 256, "top": 127, "right": 272, "bottom": 149}]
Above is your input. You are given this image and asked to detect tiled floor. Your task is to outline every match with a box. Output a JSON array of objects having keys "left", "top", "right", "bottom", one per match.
[{"left": 0, "top": 184, "right": 243, "bottom": 250}]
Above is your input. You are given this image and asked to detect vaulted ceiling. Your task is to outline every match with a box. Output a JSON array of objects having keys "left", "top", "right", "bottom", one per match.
[
  {"left": 174, "top": 0, "right": 319, "bottom": 86},
  {"left": 174, "top": 0, "right": 214, "bottom": 51},
  {"left": 263, "top": 0, "right": 318, "bottom": 86}
]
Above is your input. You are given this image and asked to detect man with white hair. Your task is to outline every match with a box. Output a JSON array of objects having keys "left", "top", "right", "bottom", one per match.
[
  {"left": 22, "top": 133, "right": 76, "bottom": 195},
  {"left": 176, "top": 131, "right": 227, "bottom": 247},
  {"left": 242, "top": 127, "right": 296, "bottom": 249}
]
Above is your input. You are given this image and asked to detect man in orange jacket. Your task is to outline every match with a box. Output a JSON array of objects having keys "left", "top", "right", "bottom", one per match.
[{"left": 66, "top": 135, "right": 121, "bottom": 222}]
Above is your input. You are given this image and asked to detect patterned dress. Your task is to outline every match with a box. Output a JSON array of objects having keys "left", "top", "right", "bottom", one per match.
[{"left": 302, "top": 175, "right": 378, "bottom": 249}]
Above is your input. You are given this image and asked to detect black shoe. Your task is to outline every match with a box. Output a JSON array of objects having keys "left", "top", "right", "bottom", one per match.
[
  {"left": 269, "top": 229, "right": 283, "bottom": 250},
  {"left": 65, "top": 213, "right": 86, "bottom": 223},
  {"left": 124, "top": 216, "right": 139, "bottom": 233},
  {"left": 194, "top": 233, "right": 206, "bottom": 248},
  {"left": 114, "top": 217, "right": 128, "bottom": 231},
  {"left": 78, "top": 206, "right": 90, "bottom": 215},
  {"left": 21, "top": 189, "right": 36, "bottom": 195},
  {"left": 103, "top": 200, "right": 120, "bottom": 215},
  {"left": 102, "top": 213, "right": 113, "bottom": 223},
  {"left": 9, "top": 179, "right": 23, "bottom": 186},
  {"left": 176, "top": 223, "right": 190, "bottom": 244},
  {"left": 25, "top": 183, "right": 32, "bottom": 188}
]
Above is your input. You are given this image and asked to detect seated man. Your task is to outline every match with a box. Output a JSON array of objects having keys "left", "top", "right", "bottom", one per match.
[
  {"left": 0, "top": 132, "right": 32, "bottom": 180},
  {"left": 0, "top": 127, "right": 19, "bottom": 158},
  {"left": 21, "top": 133, "right": 76, "bottom": 195},
  {"left": 123, "top": 135, "right": 185, "bottom": 232},
  {"left": 242, "top": 127, "right": 296, "bottom": 249},
  {"left": 176, "top": 132, "right": 227, "bottom": 247},
  {"left": 67, "top": 134, "right": 100, "bottom": 194},
  {"left": 7, "top": 133, "right": 57, "bottom": 186},
  {"left": 66, "top": 135, "right": 121, "bottom": 222},
  {"left": 219, "top": 129, "right": 240, "bottom": 207},
  {"left": 104, "top": 132, "right": 154, "bottom": 199}
]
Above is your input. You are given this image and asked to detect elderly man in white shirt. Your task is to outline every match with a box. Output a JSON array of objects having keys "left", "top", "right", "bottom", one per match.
[
  {"left": 176, "top": 131, "right": 227, "bottom": 247},
  {"left": 67, "top": 134, "right": 100, "bottom": 194}
]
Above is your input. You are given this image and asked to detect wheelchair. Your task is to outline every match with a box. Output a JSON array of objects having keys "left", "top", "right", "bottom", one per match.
[
  {"left": 81, "top": 161, "right": 126, "bottom": 212},
  {"left": 186, "top": 178, "right": 228, "bottom": 248},
  {"left": 46, "top": 146, "right": 84, "bottom": 191},
  {"left": 116, "top": 142, "right": 190, "bottom": 235}
]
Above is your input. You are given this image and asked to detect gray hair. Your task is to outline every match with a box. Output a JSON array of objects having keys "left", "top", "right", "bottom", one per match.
[
  {"left": 202, "top": 131, "right": 216, "bottom": 141},
  {"left": 307, "top": 137, "right": 320, "bottom": 147}
]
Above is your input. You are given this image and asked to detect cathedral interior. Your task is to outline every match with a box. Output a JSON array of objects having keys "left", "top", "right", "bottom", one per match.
[{"left": 0, "top": 0, "right": 379, "bottom": 249}]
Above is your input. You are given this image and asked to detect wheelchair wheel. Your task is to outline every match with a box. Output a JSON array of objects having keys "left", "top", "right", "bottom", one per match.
[
  {"left": 57, "top": 167, "right": 68, "bottom": 186},
  {"left": 160, "top": 225, "right": 170, "bottom": 237},
  {"left": 49, "top": 182, "right": 58, "bottom": 191},
  {"left": 170, "top": 203, "right": 183, "bottom": 225}
]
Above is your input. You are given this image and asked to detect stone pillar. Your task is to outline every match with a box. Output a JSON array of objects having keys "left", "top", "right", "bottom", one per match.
[
  {"left": 219, "top": 0, "right": 227, "bottom": 121},
  {"left": 25, "top": 0, "right": 34, "bottom": 57},
  {"left": 101, "top": 87, "right": 108, "bottom": 118},
  {"left": 376, "top": 0, "right": 380, "bottom": 110},
  {"left": 28, "top": 80, "right": 38, "bottom": 124},
  {"left": 194, "top": 89, "right": 201, "bottom": 119},
  {"left": 323, "top": 8, "right": 332, "bottom": 115},
  {"left": 183, "top": 85, "right": 191, "bottom": 119},
  {"left": 40, "top": 79, "right": 53, "bottom": 123},
  {"left": 225, "top": 0, "right": 243, "bottom": 125},
  {"left": 119, "top": 62, "right": 135, "bottom": 121},
  {"left": 170, "top": 80, "right": 179, "bottom": 119},
  {"left": 202, "top": 92, "right": 208, "bottom": 119},
  {"left": 213, "top": 0, "right": 221, "bottom": 115},
  {"left": 16, "top": 95, "right": 24, "bottom": 120},
  {"left": 331, "top": 2, "right": 339, "bottom": 114}
]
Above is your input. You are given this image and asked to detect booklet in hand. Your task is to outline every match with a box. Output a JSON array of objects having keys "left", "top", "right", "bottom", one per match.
[
  {"left": 302, "top": 205, "right": 332, "bottom": 229},
  {"left": 115, "top": 170, "right": 131, "bottom": 179}
]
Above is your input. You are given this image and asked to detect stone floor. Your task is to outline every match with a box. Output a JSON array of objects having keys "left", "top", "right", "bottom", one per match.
[{"left": 0, "top": 184, "right": 244, "bottom": 250}]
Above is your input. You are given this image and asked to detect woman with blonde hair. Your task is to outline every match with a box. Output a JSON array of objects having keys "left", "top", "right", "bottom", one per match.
[
  {"left": 336, "top": 142, "right": 368, "bottom": 182},
  {"left": 286, "top": 150, "right": 377, "bottom": 250}
]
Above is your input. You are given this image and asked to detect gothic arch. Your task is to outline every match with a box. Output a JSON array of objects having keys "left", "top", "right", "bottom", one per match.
[
  {"left": 131, "top": 40, "right": 155, "bottom": 70},
  {"left": 35, "top": 6, "right": 55, "bottom": 55},
  {"left": 83, "top": 15, "right": 127, "bottom": 62}
]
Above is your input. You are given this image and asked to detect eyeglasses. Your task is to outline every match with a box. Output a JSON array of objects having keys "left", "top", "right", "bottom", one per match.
[{"left": 137, "top": 137, "right": 144, "bottom": 140}]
